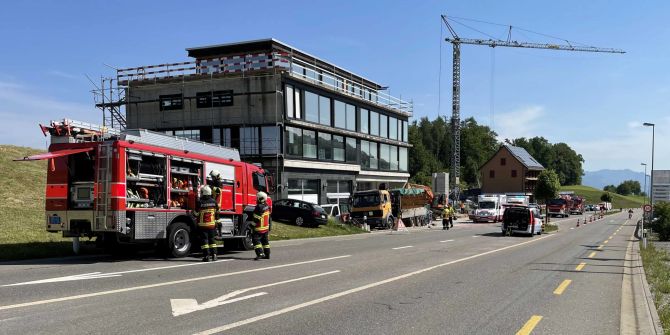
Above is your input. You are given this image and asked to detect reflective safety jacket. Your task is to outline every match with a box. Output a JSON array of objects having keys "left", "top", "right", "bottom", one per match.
[
  {"left": 197, "top": 196, "right": 218, "bottom": 229},
  {"left": 253, "top": 203, "right": 271, "bottom": 233},
  {"left": 443, "top": 207, "right": 455, "bottom": 218}
]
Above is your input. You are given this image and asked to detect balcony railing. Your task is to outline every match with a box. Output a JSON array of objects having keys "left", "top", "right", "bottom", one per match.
[{"left": 116, "top": 52, "right": 412, "bottom": 116}]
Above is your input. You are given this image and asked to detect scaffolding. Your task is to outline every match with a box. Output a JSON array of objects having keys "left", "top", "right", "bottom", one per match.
[{"left": 93, "top": 77, "right": 127, "bottom": 131}]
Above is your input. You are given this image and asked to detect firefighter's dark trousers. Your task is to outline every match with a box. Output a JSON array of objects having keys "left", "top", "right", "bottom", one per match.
[
  {"left": 200, "top": 228, "right": 217, "bottom": 256},
  {"left": 252, "top": 231, "right": 270, "bottom": 258},
  {"left": 442, "top": 218, "right": 449, "bottom": 230}
]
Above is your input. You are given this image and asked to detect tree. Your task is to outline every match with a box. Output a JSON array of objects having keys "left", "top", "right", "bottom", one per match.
[
  {"left": 615, "top": 180, "right": 641, "bottom": 196},
  {"left": 653, "top": 202, "right": 670, "bottom": 241},
  {"left": 600, "top": 192, "right": 613, "bottom": 202},
  {"left": 534, "top": 170, "right": 561, "bottom": 218},
  {"left": 604, "top": 185, "right": 617, "bottom": 193}
]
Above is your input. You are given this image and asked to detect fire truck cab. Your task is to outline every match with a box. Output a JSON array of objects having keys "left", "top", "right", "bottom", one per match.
[{"left": 24, "top": 120, "right": 274, "bottom": 257}]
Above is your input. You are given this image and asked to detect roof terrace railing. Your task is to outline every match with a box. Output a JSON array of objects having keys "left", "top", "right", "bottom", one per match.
[{"left": 116, "top": 53, "right": 412, "bottom": 116}]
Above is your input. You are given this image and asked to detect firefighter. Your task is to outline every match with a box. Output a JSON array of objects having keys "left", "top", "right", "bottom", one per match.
[
  {"left": 442, "top": 205, "right": 450, "bottom": 230},
  {"left": 196, "top": 185, "right": 218, "bottom": 262},
  {"left": 252, "top": 191, "right": 271, "bottom": 260},
  {"left": 209, "top": 170, "right": 223, "bottom": 200}
]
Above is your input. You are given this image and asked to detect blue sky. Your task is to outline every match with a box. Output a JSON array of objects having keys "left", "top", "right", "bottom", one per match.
[{"left": 0, "top": 0, "right": 668, "bottom": 173}]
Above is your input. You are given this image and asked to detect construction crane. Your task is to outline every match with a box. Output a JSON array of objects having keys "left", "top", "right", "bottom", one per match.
[{"left": 440, "top": 14, "right": 625, "bottom": 198}]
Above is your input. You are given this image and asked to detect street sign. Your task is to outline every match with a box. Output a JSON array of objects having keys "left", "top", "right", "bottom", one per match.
[{"left": 643, "top": 204, "right": 652, "bottom": 213}]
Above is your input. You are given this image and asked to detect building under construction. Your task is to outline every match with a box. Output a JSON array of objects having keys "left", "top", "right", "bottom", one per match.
[{"left": 104, "top": 39, "right": 412, "bottom": 206}]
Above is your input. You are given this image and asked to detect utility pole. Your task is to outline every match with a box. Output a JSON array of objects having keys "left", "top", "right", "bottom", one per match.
[{"left": 440, "top": 15, "right": 625, "bottom": 200}]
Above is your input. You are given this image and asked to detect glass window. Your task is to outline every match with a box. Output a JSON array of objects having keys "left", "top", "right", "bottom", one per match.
[
  {"left": 261, "top": 126, "right": 280, "bottom": 155},
  {"left": 212, "top": 127, "right": 221, "bottom": 145},
  {"left": 370, "top": 111, "right": 379, "bottom": 136},
  {"left": 360, "top": 108, "right": 369, "bottom": 134},
  {"left": 346, "top": 104, "right": 356, "bottom": 131},
  {"left": 240, "top": 127, "right": 259, "bottom": 155},
  {"left": 334, "top": 100, "right": 346, "bottom": 129},
  {"left": 319, "top": 95, "right": 331, "bottom": 126},
  {"left": 390, "top": 146, "right": 398, "bottom": 171},
  {"left": 380, "top": 114, "right": 388, "bottom": 138},
  {"left": 294, "top": 88, "right": 302, "bottom": 119},
  {"left": 285, "top": 85, "right": 294, "bottom": 118},
  {"left": 305, "top": 91, "right": 318, "bottom": 123},
  {"left": 174, "top": 129, "right": 200, "bottom": 140},
  {"left": 160, "top": 94, "right": 183, "bottom": 111},
  {"left": 403, "top": 120, "right": 408, "bottom": 142},
  {"left": 360, "top": 140, "right": 370, "bottom": 169},
  {"left": 380, "top": 143, "right": 390, "bottom": 170},
  {"left": 303, "top": 130, "right": 316, "bottom": 159},
  {"left": 333, "top": 135, "right": 344, "bottom": 161},
  {"left": 222, "top": 128, "right": 231, "bottom": 147},
  {"left": 397, "top": 119, "right": 402, "bottom": 141},
  {"left": 370, "top": 142, "right": 378, "bottom": 169},
  {"left": 286, "top": 127, "right": 302, "bottom": 156},
  {"left": 399, "top": 147, "right": 408, "bottom": 171},
  {"left": 318, "top": 132, "right": 332, "bottom": 160},
  {"left": 389, "top": 117, "right": 397, "bottom": 140},
  {"left": 346, "top": 137, "right": 357, "bottom": 162}
]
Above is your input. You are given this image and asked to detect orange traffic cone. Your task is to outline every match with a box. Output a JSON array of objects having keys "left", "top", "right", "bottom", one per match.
[{"left": 576, "top": 219, "right": 580, "bottom": 227}]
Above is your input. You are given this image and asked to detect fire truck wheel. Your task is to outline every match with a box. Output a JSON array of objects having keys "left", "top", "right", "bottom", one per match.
[
  {"left": 386, "top": 216, "right": 394, "bottom": 230},
  {"left": 167, "top": 222, "right": 192, "bottom": 258},
  {"left": 238, "top": 224, "right": 254, "bottom": 251}
]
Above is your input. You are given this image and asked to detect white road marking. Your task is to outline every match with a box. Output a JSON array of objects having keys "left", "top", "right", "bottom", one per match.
[
  {"left": 440, "top": 240, "right": 455, "bottom": 243},
  {"left": 472, "top": 235, "right": 480, "bottom": 238},
  {"left": 2, "top": 260, "right": 233, "bottom": 287},
  {"left": 193, "top": 234, "right": 555, "bottom": 335},
  {"left": 570, "top": 228, "right": 575, "bottom": 230},
  {"left": 171, "top": 270, "right": 339, "bottom": 316},
  {"left": 0, "top": 255, "right": 351, "bottom": 311},
  {"left": 392, "top": 246, "right": 413, "bottom": 250}
]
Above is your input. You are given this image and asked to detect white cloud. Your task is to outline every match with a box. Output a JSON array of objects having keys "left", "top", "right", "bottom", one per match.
[
  {"left": 494, "top": 105, "right": 544, "bottom": 141},
  {"left": 47, "top": 70, "right": 80, "bottom": 80},
  {"left": 0, "top": 80, "right": 97, "bottom": 148}
]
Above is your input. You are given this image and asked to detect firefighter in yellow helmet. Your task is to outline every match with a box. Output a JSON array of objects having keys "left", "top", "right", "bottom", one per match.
[
  {"left": 196, "top": 185, "right": 219, "bottom": 262},
  {"left": 252, "top": 191, "right": 271, "bottom": 260}
]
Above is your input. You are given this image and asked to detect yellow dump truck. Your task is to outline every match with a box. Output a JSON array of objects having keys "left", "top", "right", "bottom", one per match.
[{"left": 350, "top": 189, "right": 394, "bottom": 229}]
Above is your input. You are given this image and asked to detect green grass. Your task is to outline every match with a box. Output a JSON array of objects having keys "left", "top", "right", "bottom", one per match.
[
  {"left": 270, "top": 218, "right": 367, "bottom": 241},
  {"left": 639, "top": 241, "right": 670, "bottom": 330},
  {"left": 543, "top": 223, "right": 558, "bottom": 233},
  {"left": 561, "top": 185, "right": 645, "bottom": 209}
]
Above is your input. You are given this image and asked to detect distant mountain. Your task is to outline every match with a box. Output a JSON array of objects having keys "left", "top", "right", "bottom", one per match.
[{"left": 582, "top": 169, "right": 647, "bottom": 190}]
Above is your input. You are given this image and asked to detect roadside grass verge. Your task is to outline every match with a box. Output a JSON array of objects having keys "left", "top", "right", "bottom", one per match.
[
  {"left": 639, "top": 241, "right": 670, "bottom": 329},
  {"left": 270, "top": 218, "right": 367, "bottom": 241},
  {"left": 560, "top": 185, "right": 645, "bottom": 209},
  {"left": 543, "top": 223, "right": 558, "bottom": 233}
]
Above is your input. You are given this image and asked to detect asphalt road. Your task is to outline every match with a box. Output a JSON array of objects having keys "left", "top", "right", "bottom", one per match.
[{"left": 0, "top": 211, "right": 637, "bottom": 335}]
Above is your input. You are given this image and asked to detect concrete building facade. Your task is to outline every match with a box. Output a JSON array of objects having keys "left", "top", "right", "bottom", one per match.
[
  {"left": 479, "top": 145, "right": 544, "bottom": 195},
  {"left": 120, "top": 39, "right": 412, "bottom": 206},
  {"left": 652, "top": 170, "right": 670, "bottom": 204}
]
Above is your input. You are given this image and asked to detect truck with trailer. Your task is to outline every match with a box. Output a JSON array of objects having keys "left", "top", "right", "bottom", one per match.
[
  {"left": 19, "top": 119, "right": 274, "bottom": 257},
  {"left": 473, "top": 194, "right": 507, "bottom": 223},
  {"left": 390, "top": 183, "right": 433, "bottom": 227}
]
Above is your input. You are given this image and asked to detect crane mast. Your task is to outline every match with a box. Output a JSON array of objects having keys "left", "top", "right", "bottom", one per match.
[{"left": 440, "top": 15, "right": 624, "bottom": 199}]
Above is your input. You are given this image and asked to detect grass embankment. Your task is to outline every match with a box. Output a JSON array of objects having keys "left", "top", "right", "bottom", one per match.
[
  {"left": 561, "top": 185, "right": 645, "bottom": 209},
  {"left": 0, "top": 145, "right": 87, "bottom": 261},
  {"left": 639, "top": 241, "right": 670, "bottom": 329},
  {"left": 0, "top": 145, "right": 366, "bottom": 261},
  {"left": 270, "top": 218, "right": 366, "bottom": 241}
]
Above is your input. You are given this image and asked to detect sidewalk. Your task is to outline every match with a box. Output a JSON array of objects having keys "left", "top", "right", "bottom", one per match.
[{"left": 621, "top": 238, "right": 664, "bottom": 334}]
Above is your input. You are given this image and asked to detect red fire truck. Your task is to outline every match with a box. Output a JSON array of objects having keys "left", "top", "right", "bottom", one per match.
[{"left": 19, "top": 120, "right": 274, "bottom": 257}]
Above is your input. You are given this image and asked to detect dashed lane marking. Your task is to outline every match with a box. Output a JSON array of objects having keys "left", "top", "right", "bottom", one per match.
[
  {"left": 392, "top": 246, "right": 413, "bottom": 250},
  {"left": 440, "top": 240, "right": 455, "bottom": 243},
  {"left": 516, "top": 315, "right": 543, "bottom": 335},
  {"left": 575, "top": 262, "right": 587, "bottom": 271},
  {"left": 588, "top": 252, "right": 596, "bottom": 258},
  {"left": 553, "top": 279, "right": 572, "bottom": 295}
]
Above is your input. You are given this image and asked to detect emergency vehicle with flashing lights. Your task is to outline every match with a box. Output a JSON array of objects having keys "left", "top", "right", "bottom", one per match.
[{"left": 17, "top": 119, "right": 274, "bottom": 257}]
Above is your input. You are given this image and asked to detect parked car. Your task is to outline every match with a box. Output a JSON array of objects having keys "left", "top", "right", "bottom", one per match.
[
  {"left": 502, "top": 205, "right": 542, "bottom": 236},
  {"left": 320, "top": 203, "right": 351, "bottom": 222},
  {"left": 271, "top": 199, "right": 328, "bottom": 227}
]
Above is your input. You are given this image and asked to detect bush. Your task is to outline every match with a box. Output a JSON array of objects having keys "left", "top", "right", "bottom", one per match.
[{"left": 653, "top": 202, "right": 670, "bottom": 241}]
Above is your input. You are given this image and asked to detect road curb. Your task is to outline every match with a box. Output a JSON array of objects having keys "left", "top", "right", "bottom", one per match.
[{"left": 620, "top": 237, "right": 664, "bottom": 334}]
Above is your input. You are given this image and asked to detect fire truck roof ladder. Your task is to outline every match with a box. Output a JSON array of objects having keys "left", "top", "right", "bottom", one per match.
[{"left": 121, "top": 129, "right": 241, "bottom": 161}]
